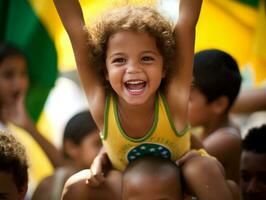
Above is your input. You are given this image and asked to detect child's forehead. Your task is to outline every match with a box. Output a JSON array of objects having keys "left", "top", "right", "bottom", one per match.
[
  {"left": 106, "top": 31, "right": 159, "bottom": 52},
  {"left": 0, "top": 55, "right": 27, "bottom": 71},
  {"left": 108, "top": 30, "right": 155, "bottom": 41}
]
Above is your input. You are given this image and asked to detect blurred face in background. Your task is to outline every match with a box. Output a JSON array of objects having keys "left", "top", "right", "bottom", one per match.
[
  {"left": 188, "top": 87, "right": 213, "bottom": 127},
  {"left": 77, "top": 130, "right": 102, "bottom": 168},
  {"left": 65, "top": 130, "right": 102, "bottom": 170},
  {"left": 240, "top": 151, "right": 266, "bottom": 200},
  {"left": 0, "top": 171, "right": 27, "bottom": 200},
  {"left": 0, "top": 55, "right": 29, "bottom": 107}
]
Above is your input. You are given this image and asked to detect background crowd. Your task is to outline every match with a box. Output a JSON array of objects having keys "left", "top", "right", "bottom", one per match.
[{"left": 0, "top": 0, "right": 265, "bottom": 200}]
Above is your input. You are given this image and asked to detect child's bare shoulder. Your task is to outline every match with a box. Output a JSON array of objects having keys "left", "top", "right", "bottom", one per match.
[
  {"left": 66, "top": 169, "right": 88, "bottom": 184},
  {"left": 215, "top": 127, "right": 241, "bottom": 140},
  {"left": 205, "top": 127, "right": 241, "bottom": 149},
  {"left": 62, "top": 170, "right": 90, "bottom": 199}
]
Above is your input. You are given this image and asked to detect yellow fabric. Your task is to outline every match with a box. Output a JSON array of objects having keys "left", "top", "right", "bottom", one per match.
[
  {"left": 29, "top": 0, "right": 265, "bottom": 83},
  {"left": 7, "top": 123, "right": 53, "bottom": 188},
  {"left": 101, "top": 93, "right": 190, "bottom": 171},
  {"left": 196, "top": 0, "right": 266, "bottom": 86},
  {"left": 251, "top": 0, "right": 266, "bottom": 85},
  {"left": 28, "top": 0, "right": 156, "bottom": 72},
  {"left": 37, "top": 112, "right": 55, "bottom": 143},
  {"left": 196, "top": 0, "right": 256, "bottom": 68},
  {"left": 197, "top": 148, "right": 211, "bottom": 157}
]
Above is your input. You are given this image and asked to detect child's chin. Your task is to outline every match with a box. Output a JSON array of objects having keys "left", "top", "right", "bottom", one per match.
[{"left": 125, "top": 97, "right": 146, "bottom": 106}]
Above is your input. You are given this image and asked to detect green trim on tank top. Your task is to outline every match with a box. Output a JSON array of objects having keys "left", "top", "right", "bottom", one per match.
[
  {"left": 101, "top": 95, "right": 111, "bottom": 140},
  {"left": 113, "top": 94, "right": 159, "bottom": 142},
  {"left": 160, "top": 93, "right": 189, "bottom": 136}
]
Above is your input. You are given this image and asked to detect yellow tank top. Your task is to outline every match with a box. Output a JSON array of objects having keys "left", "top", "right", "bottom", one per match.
[{"left": 101, "top": 93, "right": 190, "bottom": 171}]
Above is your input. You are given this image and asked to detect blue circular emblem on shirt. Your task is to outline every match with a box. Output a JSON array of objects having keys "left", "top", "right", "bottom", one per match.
[{"left": 127, "top": 143, "right": 171, "bottom": 163}]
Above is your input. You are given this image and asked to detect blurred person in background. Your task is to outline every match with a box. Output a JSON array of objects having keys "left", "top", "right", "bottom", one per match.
[
  {"left": 122, "top": 156, "right": 183, "bottom": 200},
  {"left": 0, "top": 130, "right": 29, "bottom": 200},
  {"left": 32, "top": 110, "right": 101, "bottom": 200},
  {"left": 240, "top": 124, "right": 266, "bottom": 200},
  {"left": 0, "top": 42, "right": 64, "bottom": 197},
  {"left": 189, "top": 49, "right": 242, "bottom": 183}
]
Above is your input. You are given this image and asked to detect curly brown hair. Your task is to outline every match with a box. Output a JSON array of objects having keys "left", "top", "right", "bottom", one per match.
[
  {"left": 0, "top": 130, "right": 28, "bottom": 191},
  {"left": 86, "top": 5, "right": 176, "bottom": 92}
]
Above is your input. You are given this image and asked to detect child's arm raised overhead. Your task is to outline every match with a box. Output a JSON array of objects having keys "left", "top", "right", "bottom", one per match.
[
  {"left": 167, "top": 0, "right": 203, "bottom": 130},
  {"left": 53, "top": 0, "right": 105, "bottom": 128}
]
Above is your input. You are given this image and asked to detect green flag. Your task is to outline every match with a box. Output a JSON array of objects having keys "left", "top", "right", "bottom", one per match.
[{"left": 0, "top": 0, "right": 58, "bottom": 121}]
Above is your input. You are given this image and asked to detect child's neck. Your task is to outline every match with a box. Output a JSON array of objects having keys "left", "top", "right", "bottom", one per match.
[{"left": 117, "top": 96, "right": 155, "bottom": 139}]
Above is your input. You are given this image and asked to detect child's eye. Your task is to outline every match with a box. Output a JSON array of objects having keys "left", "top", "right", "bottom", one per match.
[
  {"left": 112, "top": 58, "right": 126, "bottom": 64},
  {"left": 142, "top": 56, "right": 154, "bottom": 62},
  {"left": 1, "top": 70, "right": 15, "bottom": 79}
]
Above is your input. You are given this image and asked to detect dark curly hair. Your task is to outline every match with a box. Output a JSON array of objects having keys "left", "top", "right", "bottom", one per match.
[
  {"left": 86, "top": 5, "right": 176, "bottom": 92},
  {"left": 0, "top": 42, "right": 26, "bottom": 64},
  {"left": 243, "top": 124, "right": 266, "bottom": 154},
  {"left": 0, "top": 130, "right": 28, "bottom": 191}
]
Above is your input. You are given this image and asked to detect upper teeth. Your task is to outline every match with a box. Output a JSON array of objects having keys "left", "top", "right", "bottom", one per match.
[{"left": 126, "top": 80, "right": 144, "bottom": 84}]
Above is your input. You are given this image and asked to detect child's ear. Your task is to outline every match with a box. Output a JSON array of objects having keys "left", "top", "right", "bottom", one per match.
[{"left": 212, "top": 96, "right": 229, "bottom": 114}]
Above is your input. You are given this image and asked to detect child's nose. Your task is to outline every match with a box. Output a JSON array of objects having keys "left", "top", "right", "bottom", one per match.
[
  {"left": 127, "top": 61, "right": 142, "bottom": 73},
  {"left": 13, "top": 75, "right": 28, "bottom": 91}
]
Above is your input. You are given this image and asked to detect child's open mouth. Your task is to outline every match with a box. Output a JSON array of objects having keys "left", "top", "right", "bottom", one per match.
[{"left": 124, "top": 80, "right": 146, "bottom": 95}]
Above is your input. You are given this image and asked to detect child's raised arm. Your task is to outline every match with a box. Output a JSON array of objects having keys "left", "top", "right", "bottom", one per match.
[
  {"left": 167, "top": 0, "right": 203, "bottom": 129},
  {"left": 53, "top": 0, "right": 105, "bottom": 127},
  {"left": 175, "top": 0, "right": 202, "bottom": 86}
]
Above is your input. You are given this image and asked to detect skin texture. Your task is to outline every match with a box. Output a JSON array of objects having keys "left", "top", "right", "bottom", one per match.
[
  {"left": 240, "top": 151, "right": 266, "bottom": 200},
  {"left": 53, "top": 1, "right": 237, "bottom": 199},
  {"left": 106, "top": 31, "right": 164, "bottom": 108},
  {"left": 0, "top": 53, "right": 64, "bottom": 168},
  {"left": 189, "top": 87, "right": 241, "bottom": 183},
  {"left": 123, "top": 173, "right": 182, "bottom": 200},
  {"left": 62, "top": 169, "right": 122, "bottom": 200},
  {"left": 232, "top": 88, "right": 266, "bottom": 114},
  {"left": 188, "top": 88, "right": 213, "bottom": 128},
  {"left": 0, "top": 55, "right": 28, "bottom": 110},
  {"left": 105, "top": 31, "right": 164, "bottom": 138},
  {"left": 0, "top": 172, "right": 27, "bottom": 200},
  {"left": 32, "top": 130, "right": 101, "bottom": 200},
  {"left": 67, "top": 130, "right": 102, "bottom": 168},
  {"left": 122, "top": 157, "right": 183, "bottom": 200}
]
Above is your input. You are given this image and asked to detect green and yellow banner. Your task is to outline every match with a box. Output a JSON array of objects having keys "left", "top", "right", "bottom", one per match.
[
  {"left": 0, "top": 0, "right": 60, "bottom": 189},
  {"left": 0, "top": 0, "right": 58, "bottom": 121}
]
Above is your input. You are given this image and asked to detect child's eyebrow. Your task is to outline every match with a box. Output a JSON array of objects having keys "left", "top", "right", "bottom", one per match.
[
  {"left": 108, "top": 52, "right": 125, "bottom": 59},
  {"left": 141, "top": 50, "right": 160, "bottom": 55},
  {"left": 109, "top": 50, "right": 160, "bottom": 58}
]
